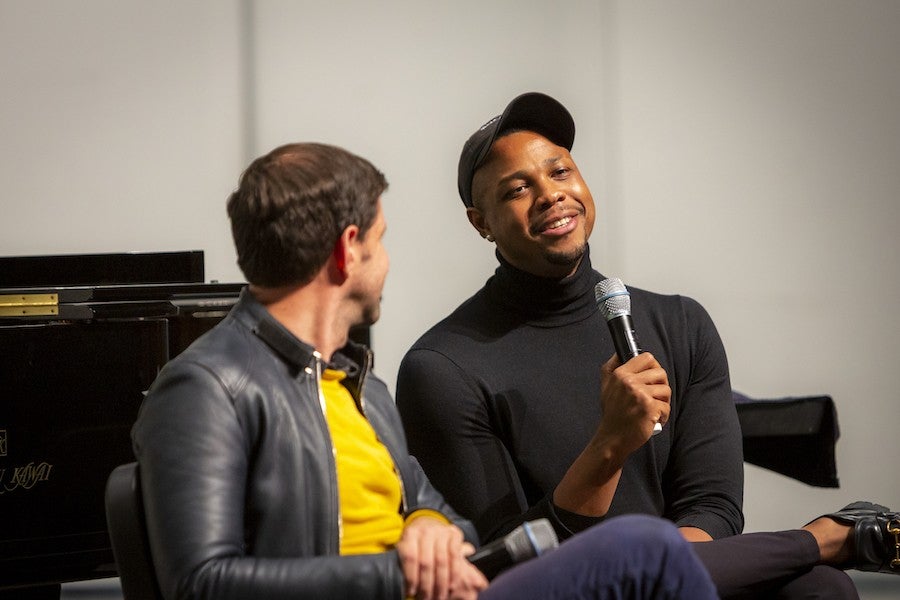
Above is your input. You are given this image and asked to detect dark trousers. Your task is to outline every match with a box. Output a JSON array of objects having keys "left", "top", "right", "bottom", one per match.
[
  {"left": 692, "top": 530, "right": 859, "bottom": 599},
  {"left": 481, "top": 515, "right": 717, "bottom": 600}
]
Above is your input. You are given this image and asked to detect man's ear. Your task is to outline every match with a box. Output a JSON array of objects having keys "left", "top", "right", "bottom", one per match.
[
  {"left": 333, "top": 225, "right": 360, "bottom": 277},
  {"left": 466, "top": 207, "right": 491, "bottom": 240}
]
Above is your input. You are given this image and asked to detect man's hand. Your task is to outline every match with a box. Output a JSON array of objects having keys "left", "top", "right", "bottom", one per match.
[
  {"left": 396, "top": 517, "right": 489, "bottom": 600},
  {"left": 552, "top": 352, "right": 671, "bottom": 516},
  {"left": 597, "top": 351, "right": 671, "bottom": 458}
]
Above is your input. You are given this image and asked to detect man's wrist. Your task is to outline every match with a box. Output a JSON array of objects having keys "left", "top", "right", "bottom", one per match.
[{"left": 404, "top": 508, "right": 451, "bottom": 526}]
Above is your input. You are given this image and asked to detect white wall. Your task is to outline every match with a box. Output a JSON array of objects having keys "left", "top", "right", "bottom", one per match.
[
  {"left": 3, "top": 1, "right": 899, "bottom": 591},
  {"left": 607, "top": 0, "right": 900, "bottom": 536},
  {"left": 0, "top": 1, "right": 245, "bottom": 280}
]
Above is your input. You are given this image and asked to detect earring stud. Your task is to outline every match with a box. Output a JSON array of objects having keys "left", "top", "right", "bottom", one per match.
[{"left": 485, "top": 234, "right": 495, "bottom": 243}]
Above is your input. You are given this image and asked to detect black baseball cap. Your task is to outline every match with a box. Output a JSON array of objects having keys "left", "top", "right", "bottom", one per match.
[{"left": 457, "top": 92, "right": 575, "bottom": 208}]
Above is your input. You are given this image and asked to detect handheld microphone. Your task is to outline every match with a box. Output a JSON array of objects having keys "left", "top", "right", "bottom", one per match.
[
  {"left": 468, "top": 518, "right": 558, "bottom": 580},
  {"left": 595, "top": 277, "right": 663, "bottom": 435}
]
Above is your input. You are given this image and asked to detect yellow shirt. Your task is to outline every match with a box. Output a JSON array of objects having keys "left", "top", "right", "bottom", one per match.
[{"left": 320, "top": 368, "right": 404, "bottom": 554}]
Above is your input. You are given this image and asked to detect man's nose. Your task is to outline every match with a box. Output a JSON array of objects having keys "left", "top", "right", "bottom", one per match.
[{"left": 536, "top": 183, "right": 566, "bottom": 209}]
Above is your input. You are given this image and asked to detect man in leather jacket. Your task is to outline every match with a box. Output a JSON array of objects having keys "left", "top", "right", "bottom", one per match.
[{"left": 132, "top": 141, "right": 719, "bottom": 600}]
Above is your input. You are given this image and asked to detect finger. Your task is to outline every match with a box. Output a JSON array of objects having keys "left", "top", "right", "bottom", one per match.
[
  {"left": 601, "top": 353, "right": 621, "bottom": 376},
  {"left": 643, "top": 381, "right": 671, "bottom": 403},
  {"left": 397, "top": 538, "right": 420, "bottom": 598},
  {"left": 654, "top": 399, "right": 671, "bottom": 426},
  {"left": 432, "top": 535, "right": 452, "bottom": 600},
  {"left": 397, "top": 539, "right": 420, "bottom": 598},
  {"left": 646, "top": 365, "right": 670, "bottom": 386},
  {"left": 454, "top": 561, "right": 489, "bottom": 599},
  {"left": 418, "top": 535, "right": 435, "bottom": 600},
  {"left": 620, "top": 351, "right": 658, "bottom": 372},
  {"left": 444, "top": 529, "right": 465, "bottom": 591},
  {"left": 623, "top": 361, "right": 668, "bottom": 384},
  {"left": 469, "top": 563, "right": 489, "bottom": 590}
]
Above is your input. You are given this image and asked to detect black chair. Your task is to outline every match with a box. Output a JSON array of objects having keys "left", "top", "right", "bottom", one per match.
[
  {"left": 104, "top": 462, "right": 163, "bottom": 600},
  {"left": 733, "top": 392, "right": 840, "bottom": 488}
]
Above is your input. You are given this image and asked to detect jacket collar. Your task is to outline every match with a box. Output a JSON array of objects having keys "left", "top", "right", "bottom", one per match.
[{"left": 231, "top": 287, "right": 366, "bottom": 383}]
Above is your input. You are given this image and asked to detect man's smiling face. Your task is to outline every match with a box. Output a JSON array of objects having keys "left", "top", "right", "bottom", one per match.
[{"left": 467, "top": 130, "right": 595, "bottom": 278}]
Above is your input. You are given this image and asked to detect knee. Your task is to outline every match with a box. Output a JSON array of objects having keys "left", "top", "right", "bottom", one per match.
[
  {"left": 603, "top": 514, "right": 687, "bottom": 550},
  {"left": 571, "top": 515, "right": 716, "bottom": 599},
  {"left": 775, "top": 565, "right": 859, "bottom": 600},
  {"left": 574, "top": 514, "right": 693, "bottom": 565},
  {"left": 564, "top": 513, "right": 685, "bottom": 559}
]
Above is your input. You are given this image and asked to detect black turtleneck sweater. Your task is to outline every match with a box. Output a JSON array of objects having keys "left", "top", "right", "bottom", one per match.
[{"left": 396, "top": 250, "right": 744, "bottom": 544}]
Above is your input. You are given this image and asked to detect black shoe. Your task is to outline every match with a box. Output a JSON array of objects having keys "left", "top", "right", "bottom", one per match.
[{"left": 822, "top": 501, "right": 900, "bottom": 575}]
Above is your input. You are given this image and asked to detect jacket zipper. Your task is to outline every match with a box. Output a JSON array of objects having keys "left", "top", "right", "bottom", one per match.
[
  {"left": 356, "top": 349, "right": 408, "bottom": 514},
  {"left": 311, "top": 352, "right": 343, "bottom": 552},
  {"left": 316, "top": 348, "right": 409, "bottom": 554}
]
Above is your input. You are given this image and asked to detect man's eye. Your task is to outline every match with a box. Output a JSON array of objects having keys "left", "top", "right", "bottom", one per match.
[
  {"left": 553, "top": 167, "right": 571, "bottom": 178},
  {"left": 505, "top": 185, "right": 527, "bottom": 199}
]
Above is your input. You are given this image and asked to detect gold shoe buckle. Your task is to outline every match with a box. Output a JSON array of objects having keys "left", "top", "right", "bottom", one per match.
[{"left": 888, "top": 518, "right": 900, "bottom": 569}]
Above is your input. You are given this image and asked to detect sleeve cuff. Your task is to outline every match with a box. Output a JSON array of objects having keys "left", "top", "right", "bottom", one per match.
[{"left": 404, "top": 508, "right": 451, "bottom": 526}]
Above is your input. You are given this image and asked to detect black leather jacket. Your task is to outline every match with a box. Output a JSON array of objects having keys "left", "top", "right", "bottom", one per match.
[{"left": 132, "top": 289, "right": 476, "bottom": 600}]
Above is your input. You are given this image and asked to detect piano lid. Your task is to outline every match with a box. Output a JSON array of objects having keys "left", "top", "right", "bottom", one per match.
[
  {"left": 0, "top": 251, "right": 245, "bottom": 320},
  {"left": 0, "top": 250, "right": 206, "bottom": 288}
]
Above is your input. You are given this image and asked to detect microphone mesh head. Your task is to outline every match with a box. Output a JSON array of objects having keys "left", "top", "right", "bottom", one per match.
[
  {"left": 595, "top": 277, "right": 631, "bottom": 320},
  {"left": 504, "top": 518, "right": 559, "bottom": 561}
]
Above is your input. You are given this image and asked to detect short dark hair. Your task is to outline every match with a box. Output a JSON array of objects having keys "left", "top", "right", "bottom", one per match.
[{"left": 227, "top": 142, "right": 388, "bottom": 287}]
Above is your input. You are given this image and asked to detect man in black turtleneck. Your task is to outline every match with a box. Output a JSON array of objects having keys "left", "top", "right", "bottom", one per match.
[{"left": 396, "top": 93, "right": 881, "bottom": 599}]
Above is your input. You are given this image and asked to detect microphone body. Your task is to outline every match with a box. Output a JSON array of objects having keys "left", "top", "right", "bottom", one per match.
[
  {"left": 468, "top": 519, "right": 558, "bottom": 580},
  {"left": 595, "top": 277, "right": 663, "bottom": 435},
  {"left": 608, "top": 312, "right": 640, "bottom": 362}
]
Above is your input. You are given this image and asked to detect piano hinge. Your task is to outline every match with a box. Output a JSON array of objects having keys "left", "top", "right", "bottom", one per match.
[{"left": 0, "top": 293, "right": 60, "bottom": 317}]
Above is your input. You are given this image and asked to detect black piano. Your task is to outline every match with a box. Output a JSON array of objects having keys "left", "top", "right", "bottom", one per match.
[{"left": 0, "top": 251, "right": 245, "bottom": 598}]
